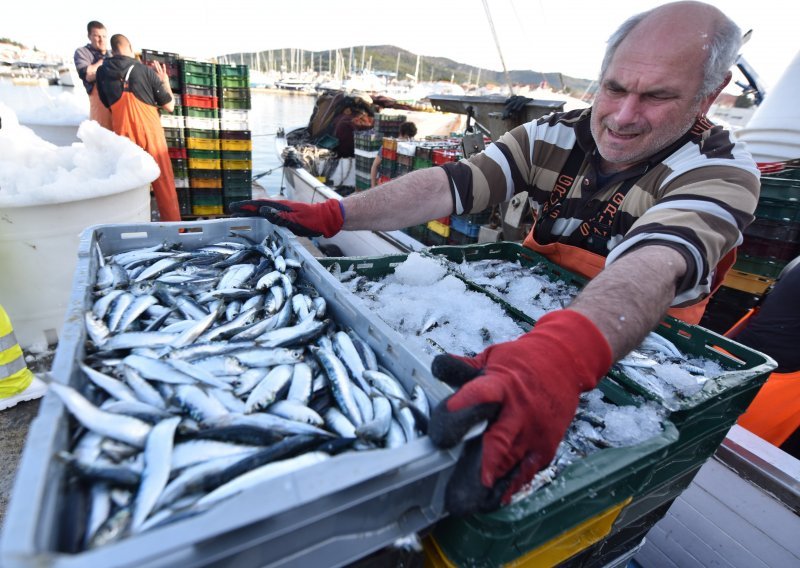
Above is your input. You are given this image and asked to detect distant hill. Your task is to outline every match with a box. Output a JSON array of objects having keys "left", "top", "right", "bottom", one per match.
[{"left": 218, "top": 45, "right": 595, "bottom": 97}]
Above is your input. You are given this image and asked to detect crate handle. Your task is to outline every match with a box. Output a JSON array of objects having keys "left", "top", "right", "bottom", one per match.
[{"left": 119, "top": 231, "right": 149, "bottom": 240}]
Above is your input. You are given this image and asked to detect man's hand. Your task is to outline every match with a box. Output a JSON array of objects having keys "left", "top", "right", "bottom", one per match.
[
  {"left": 428, "top": 309, "right": 612, "bottom": 516},
  {"left": 152, "top": 61, "right": 170, "bottom": 85},
  {"left": 228, "top": 199, "right": 344, "bottom": 238}
]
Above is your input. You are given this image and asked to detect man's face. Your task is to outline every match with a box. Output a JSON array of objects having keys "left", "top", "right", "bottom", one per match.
[
  {"left": 89, "top": 27, "right": 108, "bottom": 53},
  {"left": 590, "top": 30, "right": 711, "bottom": 173}
]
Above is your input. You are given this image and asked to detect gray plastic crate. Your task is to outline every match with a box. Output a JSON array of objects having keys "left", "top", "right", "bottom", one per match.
[{"left": 1, "top": 218, "right": 457, "bottom": 568}]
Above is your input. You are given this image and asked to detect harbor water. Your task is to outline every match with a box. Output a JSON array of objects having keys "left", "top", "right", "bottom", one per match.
[{"left": 0, "top": 78, "right": 317, "bottom": 197}]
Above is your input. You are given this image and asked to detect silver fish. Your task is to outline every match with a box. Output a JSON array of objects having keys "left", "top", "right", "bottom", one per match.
[
  {"left": 313, "top": 347, "right": 363, "bottom": 427},
  {"left": 122, "top": 355, "right": 195, "bottom": 385},
  {"left": 355, "top": 396, "right": 393, "bottom": 443},
  {"left": 80, "top": 362, "right": 138, "bottom": 403},
  {"left": 245, "top": 365, "right": 294, "bottom": 413},
  {"left": 131, "top": 416, "right": 181, "bottom": 531},
  {"left": 286, "top": 362, "right": 313, "bottom": 404},
  {"left": 268, "top": 400, "right": 324, "bottom": 426},
  {"left": 174, "top": 385, "right": 230, "bottom": 423},
  {"left": 194, "top": 452, "right": 329, "bottom": 508},
  {"left": 50, "top": 383, "right": 152, "bottom": 448}
]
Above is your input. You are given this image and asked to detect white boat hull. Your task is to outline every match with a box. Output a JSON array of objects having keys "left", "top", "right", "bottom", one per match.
[{"left": 276, "top": 133, "right": 424, "bottom": 257}]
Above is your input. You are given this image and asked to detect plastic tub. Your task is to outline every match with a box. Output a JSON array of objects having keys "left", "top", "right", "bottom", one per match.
[
  {"left": 1, "top": 219, "right": 458, "bottom": 568},
  {"left": 0, "top": 184, "right": 149, "bottom": 348}
]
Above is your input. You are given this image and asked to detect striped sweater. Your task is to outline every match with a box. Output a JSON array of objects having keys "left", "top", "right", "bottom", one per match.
[{"left": 440, "top": 108, "right": 760, "bottom": 306}]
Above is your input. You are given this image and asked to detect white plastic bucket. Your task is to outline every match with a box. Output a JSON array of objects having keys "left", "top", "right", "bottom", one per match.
[
  {"left": 0, "top": 185, "right": 150, "bottom": 349},
  {"left": 737, "top": 50, "right": 800, "bottom": 162},
  {"left": 19, "top": 123, "right": 81, "bottom": 146}
]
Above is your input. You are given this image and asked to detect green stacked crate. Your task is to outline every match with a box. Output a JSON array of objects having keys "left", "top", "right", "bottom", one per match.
[
  {"left": 700, "top": 168, "right": 800, "bottom": 330},
  {"left": 179, "top": 59, "right": 222, "bottom": 216},
  {"left": 354, "top": 129, "right": 383, "bottom": 152},
  {"left": 374, "top": 113, "right": 406, "bottom": 138},
  {"left": 735, "top": 173, "right": 800, "bottom": 276},
  {"left": 217, "top": 64, "right": 252, "bottom": 211}
]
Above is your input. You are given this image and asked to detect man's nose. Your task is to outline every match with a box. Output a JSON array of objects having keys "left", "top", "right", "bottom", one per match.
[{"left": 613, "top": 95, "right": 641, "bottom": 125}]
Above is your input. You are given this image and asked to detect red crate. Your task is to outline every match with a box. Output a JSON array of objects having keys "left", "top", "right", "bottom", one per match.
[
  {"left": 183, "top": 94, "right": 218, "bottom": 109},
  {"left": 168, "top": 147, "right": 187, "bottom": 159},
  {"left": 432, "top": 148, "right": 461, "bottom": 165}
]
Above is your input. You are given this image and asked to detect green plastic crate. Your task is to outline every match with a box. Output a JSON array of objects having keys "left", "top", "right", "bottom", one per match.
[
  {"left": 181, "top": 71, "right": 217, "bottom": 87},
  {"left": 733, "top": 253, "right": 787, "bottom": 278},
  {"left": 759, "top": 176, "right": 800, "bottom": 200},
  {"left": 218, "top": 76, "right": 248, "bottom": 88},
  {"left": 183, "top": 107, "right": 219, "bottom": 119},
  {"left": 185, "top": 128, "right": 219, "bottom": 139},
  {"left": 220, "top": 150, "right": 252, "bottom": 161},
  {"left": 219, "top": 98, "right": 252, "bottom": 110},
  {"left": 754, "top": 196, "right": 800, "bottom": 222},
  {"left": 428, "top": 381, "right": 679, "bottom": 568},
  {"left": 219, "top": 87, "right": 251, "bottom": 100},
  {"left": 217, "top": 64, "right": 249, "bottom": 78},
  {"left": 187, "top": 149, "right": 221, "bottom": 160},
  {"left": 181, "top": 60, "right": 216, "bottom": 75}
]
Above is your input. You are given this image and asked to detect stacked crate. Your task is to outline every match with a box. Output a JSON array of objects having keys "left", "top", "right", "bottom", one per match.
[
  {"left": 373, "top": 113, "right": 406, "bottom": 138},
  {"left": 354, "top": 131, "right": 382, "bottom": 191},
  {"left": 701, "top": 164, "right": 800, "bottom": 333},
  {"left": 217, "top": 64, "right": 253, "bottom": 213},
  {"left": 181, "top": 60, "right": 222, "bottom": 216},
  {"left": 378, "top": 136, "right": 398, "bottom": 184},
  {"left": 142, "top": 50, "right": 192, "bottom": 216}
]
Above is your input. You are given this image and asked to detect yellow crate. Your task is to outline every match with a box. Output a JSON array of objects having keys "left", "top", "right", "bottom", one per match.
[
  {"left": 188, "top": 158, "right": 221, "bottom": 170},
  {"left": 189, "top": 178, "right": 223, "bottom": 189},
  {"left": 722, "top": 269, "right": 774, "bottom": 295},
  {"left": 221, "top": 159, "right": 252, "bottom": 171},
  {"left": 192, "top": 205, "right": 224, "bottom": 215},
  {"left": 422, "top": 498, "right": 631, "bottom": 567},
  {"left": 220, "top": 139, "right": 253, "bottom": 151},
  {"left": 427, "top": 219, "right": 450, "bottom": 238},
  {"left": 186, "top": 137, "right": 221, "bottom": 151},
  {"left": 382, "top": 137, "right": 398, "bottom": 152}
]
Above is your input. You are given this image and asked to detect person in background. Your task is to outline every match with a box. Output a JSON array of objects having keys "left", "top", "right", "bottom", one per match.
[
  {"left": 731, "top": 258, "right": 800, "bottom": 458},
  {"left": 230, "top": 1, "right": 758, "bottom": 515},
  {"left": 371, "top": 121, "right": 418, "bottom": 187},
  {"left": 74, "top": 20, "right": 112, "bottom": 130},
  {"left": 331, "top": 93, "right": 375, "bottom": 158},
  {"left": 95, "top": 34, "right": 180, "bottom": 222}
]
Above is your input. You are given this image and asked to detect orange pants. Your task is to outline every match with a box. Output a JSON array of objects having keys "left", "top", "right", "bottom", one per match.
[
  {"left": 89, "top": 86, "right": 112, "bottom": 130},
  {"left": 110, "top": 89, "right": 180, "bottom": 221}
]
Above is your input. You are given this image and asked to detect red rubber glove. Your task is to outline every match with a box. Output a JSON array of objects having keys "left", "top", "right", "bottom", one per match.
[
  {"left": 428, "top": 309, "right": 612, "bottom": 516},
  {"left": 228, "top": 199, "right": 344, "bottom": 238}
]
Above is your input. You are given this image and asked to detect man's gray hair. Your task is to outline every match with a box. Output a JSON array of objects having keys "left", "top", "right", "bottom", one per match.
[{"left": 599, "top": 6, "right": 742, "bottom": 99}]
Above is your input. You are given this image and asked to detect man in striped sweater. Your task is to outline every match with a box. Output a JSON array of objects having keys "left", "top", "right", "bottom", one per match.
[{"left": 232, "top": 1, "right": 760, "bottom": 514}]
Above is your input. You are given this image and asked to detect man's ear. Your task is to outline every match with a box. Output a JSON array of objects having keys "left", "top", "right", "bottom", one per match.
[{"left": 700, "top": 71, "right": 732, "bottom": 115}]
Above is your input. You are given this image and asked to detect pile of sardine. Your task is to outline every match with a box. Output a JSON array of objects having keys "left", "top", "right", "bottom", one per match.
[{"left": 52, "top": 232, "right": 430, "bottom": 550}]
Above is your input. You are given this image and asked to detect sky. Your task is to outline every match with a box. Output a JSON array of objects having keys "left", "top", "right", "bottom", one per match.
[{"left": 3, "top": 0, "right": 798, "bottom": 89}]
